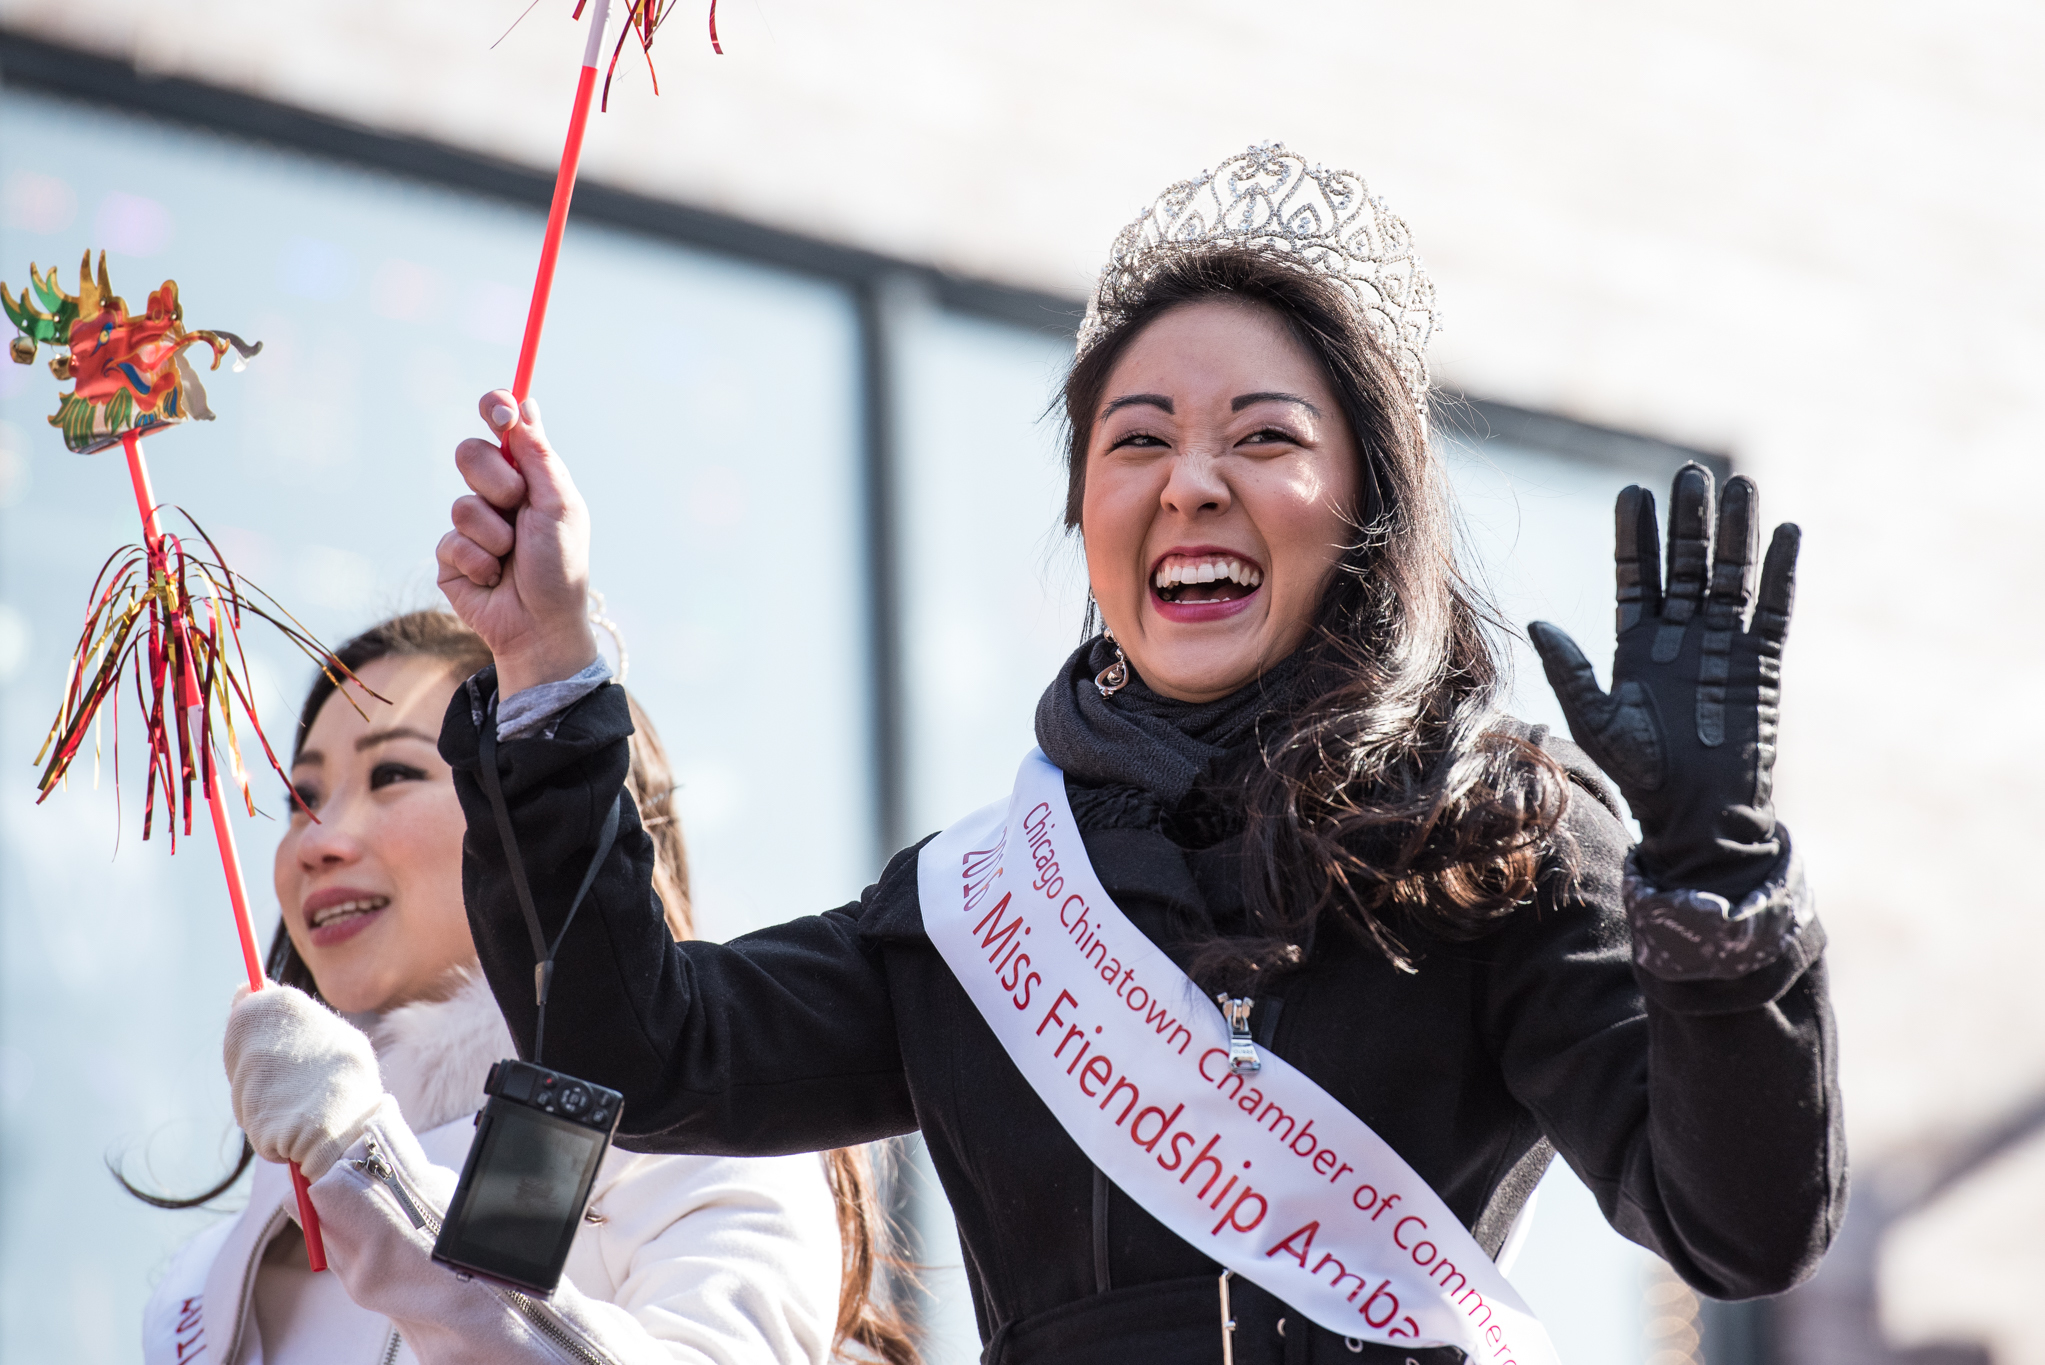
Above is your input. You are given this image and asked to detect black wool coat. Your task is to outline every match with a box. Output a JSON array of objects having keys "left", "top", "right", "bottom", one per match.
[{"left": 441, "top": 675, "right": 1844, "bottom": 1365}]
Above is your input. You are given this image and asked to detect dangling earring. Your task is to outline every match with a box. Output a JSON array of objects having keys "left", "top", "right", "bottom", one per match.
[{"left": 1094, "top": 628, "right": 1130, "bottom": 698}]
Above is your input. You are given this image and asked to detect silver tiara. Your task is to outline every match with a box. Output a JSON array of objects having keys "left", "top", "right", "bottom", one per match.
[{"left": 1078, "top": 143, "right": 1439, "bottom": 409}]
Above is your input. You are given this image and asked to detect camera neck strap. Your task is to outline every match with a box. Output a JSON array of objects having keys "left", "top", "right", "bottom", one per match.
[{"left": 476, "top": 693, "right": 622, "bottom": 1065}]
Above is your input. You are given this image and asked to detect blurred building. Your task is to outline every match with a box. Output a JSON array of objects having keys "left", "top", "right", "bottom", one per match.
[{"left": 0, "top": 3, "right": 2040, "bottom": 1363}]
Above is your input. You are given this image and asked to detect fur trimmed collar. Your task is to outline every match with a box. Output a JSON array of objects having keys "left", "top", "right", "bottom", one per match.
[{"left": 370, "top": 967, "right": 516, "bottom": 1133}]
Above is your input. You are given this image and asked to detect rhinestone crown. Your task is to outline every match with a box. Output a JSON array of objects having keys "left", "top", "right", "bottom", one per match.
[{"left": 1079, "top": 143, "right": 1439, "bottom": 410}]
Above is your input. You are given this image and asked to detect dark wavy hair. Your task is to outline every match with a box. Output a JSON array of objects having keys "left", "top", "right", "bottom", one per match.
[{"left": 1066, "top": 245, "right": 1572, "bottom": 979}]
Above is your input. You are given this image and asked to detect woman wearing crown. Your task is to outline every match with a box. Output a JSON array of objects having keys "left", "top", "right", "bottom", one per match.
[{"left": 264, "top": 146, "right": 1840, "bottom": 1363}]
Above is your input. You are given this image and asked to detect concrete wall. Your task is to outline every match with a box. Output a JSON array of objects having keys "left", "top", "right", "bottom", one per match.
[{"left": 4, "top": 0, "right": 2042, "bottom": 1356}]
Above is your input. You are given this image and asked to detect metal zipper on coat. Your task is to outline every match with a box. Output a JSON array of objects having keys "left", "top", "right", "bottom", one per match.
[
  {"left": 222, "top": 1205, "right": 290, "bottom": 1365},
  {"left": 354, "top": 1136, "right": 616, "bottom": 1365},
  {"left": 356, "top": 1137, "right": 436, "bottom": 1233},
  {"left": 377, "top": 1327, "right": 404, "bottom": 1365},
  {"left": 498, "top": 1288, "right": 613, "bottom": 1365}
]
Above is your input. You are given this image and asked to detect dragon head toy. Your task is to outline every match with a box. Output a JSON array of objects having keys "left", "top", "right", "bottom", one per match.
[{"left": 3, "top": 250, "right": 262, "bottom": 454}]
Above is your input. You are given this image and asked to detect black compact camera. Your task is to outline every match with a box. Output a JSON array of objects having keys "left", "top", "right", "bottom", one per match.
[{"left": 431, "top": 1059, "right": 622, "bottom": 1294}]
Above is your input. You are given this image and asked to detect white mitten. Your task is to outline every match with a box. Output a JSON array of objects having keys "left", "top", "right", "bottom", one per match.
[{"left": 224, "top": 984, "right": 385, "bottom": 1180}]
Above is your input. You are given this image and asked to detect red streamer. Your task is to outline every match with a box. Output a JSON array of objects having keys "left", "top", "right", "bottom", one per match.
[{"left": 597, "top": 1, "right": 721, "bottom": 113}]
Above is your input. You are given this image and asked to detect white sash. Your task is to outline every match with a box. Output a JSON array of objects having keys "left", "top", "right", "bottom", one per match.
[{"left": 918, "top": 750, "right": 1559, "bottom": 1363}]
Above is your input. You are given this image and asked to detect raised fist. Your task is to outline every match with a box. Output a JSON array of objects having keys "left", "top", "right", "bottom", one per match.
[{"left": 436, "top": 391, "right": 599, "bottom": 697}]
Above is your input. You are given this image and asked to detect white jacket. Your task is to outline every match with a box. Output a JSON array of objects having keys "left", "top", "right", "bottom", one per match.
[{"left": 143, "top": 972, "right": 843, "bottom": 1365}]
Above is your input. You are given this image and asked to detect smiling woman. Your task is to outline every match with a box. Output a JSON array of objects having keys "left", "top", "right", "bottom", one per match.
[
  {"left": 127, "top": 611, "right": 914, "bottom": 1365},
  {"left": 417, "top": 145, "right": 1840, "bottom": 1365},
  {"left": 277, "top": 648, "right": 481, "bottom": 1012},
  {"left": 1080, "top": 297, "right": 1357, "bottom": 702},
  {"left": 1054, "top": 247, "right": 1567, "bottom": 981}
]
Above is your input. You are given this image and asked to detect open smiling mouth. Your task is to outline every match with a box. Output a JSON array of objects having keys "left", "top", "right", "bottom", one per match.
[
  {"left": 1152, "top": 553, "right": 1264, "bottom": 605},
  {"left": 308, "top": 896, "right": 389, "bottom": 930}
]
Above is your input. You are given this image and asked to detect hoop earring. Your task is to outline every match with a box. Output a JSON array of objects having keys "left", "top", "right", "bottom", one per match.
[
  {"left": 1094, "top": 628, "right": 1130, "bottom": 698},
  {"left": 588, "top": 589, "right": 630, "bottom": 684}
]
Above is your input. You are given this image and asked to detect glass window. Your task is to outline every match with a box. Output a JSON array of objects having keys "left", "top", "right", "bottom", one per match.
[
  {"left": 0, "top": 88, "right": 870, "bottom": 1361},
  {"left": 893, "top": 297, "right": 1088, "bottom": 838}
]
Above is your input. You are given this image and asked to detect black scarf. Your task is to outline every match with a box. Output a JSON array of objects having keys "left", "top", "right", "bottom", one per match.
[{"left": 1033, "top": 635, "right": 1304, "bottom": 807}]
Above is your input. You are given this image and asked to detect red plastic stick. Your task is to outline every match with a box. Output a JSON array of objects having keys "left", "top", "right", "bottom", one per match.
[
  {"left": 122, "top": 431, "right": 329, "bottom": 1272},
  {"left": 510, "top": 0, "right": 613, "bottom": 407}
]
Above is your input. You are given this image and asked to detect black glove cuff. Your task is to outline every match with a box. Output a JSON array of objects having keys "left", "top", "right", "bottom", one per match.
[{"left": 1624, "top": 828, "right": 1813, "bottom": 982}]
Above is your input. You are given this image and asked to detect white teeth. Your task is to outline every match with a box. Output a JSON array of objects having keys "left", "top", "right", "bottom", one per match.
[
  {"left": 311, "top": 897, "right": 389, "bottom": 927},
  {"left": 1153, "top": 556, "right": 1263, "bottom": 593}
]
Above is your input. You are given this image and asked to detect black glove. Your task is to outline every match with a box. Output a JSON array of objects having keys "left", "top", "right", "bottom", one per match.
[{"left": 1529, "top": 463, "right": 1800, "bottom": 900}]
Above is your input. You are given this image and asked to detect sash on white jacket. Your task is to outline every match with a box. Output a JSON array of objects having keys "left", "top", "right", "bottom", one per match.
[{"left": 918, "top": 751, "right": 1560, "bottom": 1363}]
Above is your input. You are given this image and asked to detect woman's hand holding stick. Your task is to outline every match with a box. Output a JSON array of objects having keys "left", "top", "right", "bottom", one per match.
[{"left": 437, "top": 389, "right": 598, "bottom": 697}]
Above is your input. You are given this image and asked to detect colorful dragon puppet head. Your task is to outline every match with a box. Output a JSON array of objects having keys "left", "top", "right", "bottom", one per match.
[{"left": 3, "top": 250, "right": 262, "bottom": 454}]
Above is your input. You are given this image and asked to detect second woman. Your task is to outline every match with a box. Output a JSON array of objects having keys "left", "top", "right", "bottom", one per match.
[{"left": 144, "top": 610, "right": 912, "bottom": 1365}]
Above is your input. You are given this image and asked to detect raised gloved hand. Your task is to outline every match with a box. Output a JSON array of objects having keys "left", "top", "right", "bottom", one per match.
[
  {"left": 224, "top": 984, "right": 385, "bottom": 1181},
  {"left": 1529, "top": 463, "right": 1799, "bottom": 899}
]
